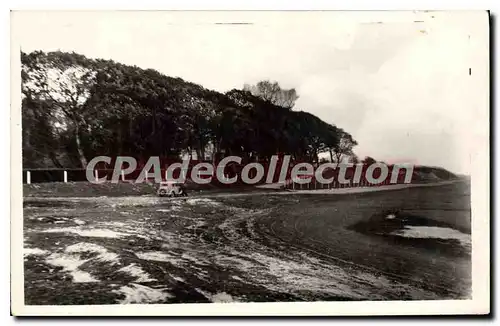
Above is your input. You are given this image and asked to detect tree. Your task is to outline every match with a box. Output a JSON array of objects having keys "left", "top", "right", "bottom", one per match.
[
  {"left": 362, "top": 156, "right": 377, "bottom": 165},
  {"left": 21, "top": 96, "right": 68, "bottom": 168},
  {"left": 243, "top": 80, "right": 299, "bottom": 109},
  {"left": 21, "top": 51, "right": 358, "bottom": 171},
  {"left": 349, "top": 154, "right": 360, "bottom": 164},
  {"left": 22, "top": 51, "right": 97, "bottom": 168},
  {"left": 330, "top": 129, "right": 357, "bottom": 163}
]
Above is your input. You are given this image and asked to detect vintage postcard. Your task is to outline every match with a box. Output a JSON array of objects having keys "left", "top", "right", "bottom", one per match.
[{"left": 10, "top": 10, "right": 490, "bottom": 316}]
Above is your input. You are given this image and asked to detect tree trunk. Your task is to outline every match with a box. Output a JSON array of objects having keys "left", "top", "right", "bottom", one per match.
[
  {"left": 23, "top": 124, "right": 33, "bottom": 166},
  {"left": 129, "top": 118, "right": 133, "bottom": 154},
  {"left": 200, "top": 147, "right": 205, "bottom": 161},
  {"left": 49, "top": 152, "right": 63, "bottom": 168},
  {"left": 152, "top": 107, "right": 156, "bottom": 134},
  {"left": 74, "top": 123, "right": 88, "bottom": 168},
  {"left": 198, "top": 136, "right": 205, "bottom": 161},
  {"left": 329, "top": 149, "right": 334, "bottom": 162},
  {"left": 212, "top": 138, "right": 222, "bottom": 165},
  {"left": 117, "top": 123, "right": 123, "bottom": 156}
]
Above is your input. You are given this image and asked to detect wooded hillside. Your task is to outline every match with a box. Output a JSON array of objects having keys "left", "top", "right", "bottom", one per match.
[{"left": 21, "top": 51, "right": 357, "bottom": 168}]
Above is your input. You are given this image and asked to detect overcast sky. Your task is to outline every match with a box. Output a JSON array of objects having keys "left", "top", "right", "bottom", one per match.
[{"left": 12, "top": 11, "right": 489, "bottom": 174}]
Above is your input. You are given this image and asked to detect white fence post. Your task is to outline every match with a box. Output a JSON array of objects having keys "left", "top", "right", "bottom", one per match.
[
  {"left": 64, "top": 170, "right": 68, "bottom": 183},
  {"left": 121, "top": 170, "right": 125, "bottom": 182},
  {"left": 94, "top": 170, "right": 98, "bottom": 182},
  {"left": 26, "top": 171, "right": 31, "bottom": 184}
]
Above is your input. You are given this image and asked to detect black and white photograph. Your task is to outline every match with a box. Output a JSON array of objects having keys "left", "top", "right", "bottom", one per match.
[{"left": 10, "top": 10, "right": 490, "bottom": 316}]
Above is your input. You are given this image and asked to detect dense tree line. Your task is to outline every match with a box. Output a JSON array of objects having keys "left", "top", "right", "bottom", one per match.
[{"left": 21, "top": 51, "right": 357, "bottom": 169}]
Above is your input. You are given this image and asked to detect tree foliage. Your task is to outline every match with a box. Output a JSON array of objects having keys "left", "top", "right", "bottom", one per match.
[
  {"left": 21, "top": 51, "right": 357, "bottom": 168},
  {"left": 243, "top": 80, "right": 299, "bottom": 109},
  {"left": 329, "top": 129, "right": 358, "bottom": 163},
  {"left": 362, "top": 156, "right": 377, "bottom": 165}
]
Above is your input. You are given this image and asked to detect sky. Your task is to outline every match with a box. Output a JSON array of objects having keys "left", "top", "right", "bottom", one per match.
[{"left": 12, "top": 11, "right": 489, "bottom": 174}]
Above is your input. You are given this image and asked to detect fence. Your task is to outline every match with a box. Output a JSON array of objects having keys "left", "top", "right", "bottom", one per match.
[
  {"left": 23, "top": 168, "right": 247, "bottom": 184},
  {"left": 281, "top": 176, "right": 400, "bottom": 191},
  {"left": 23, "top": 162, "right": 413, "bottom": 189}
]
